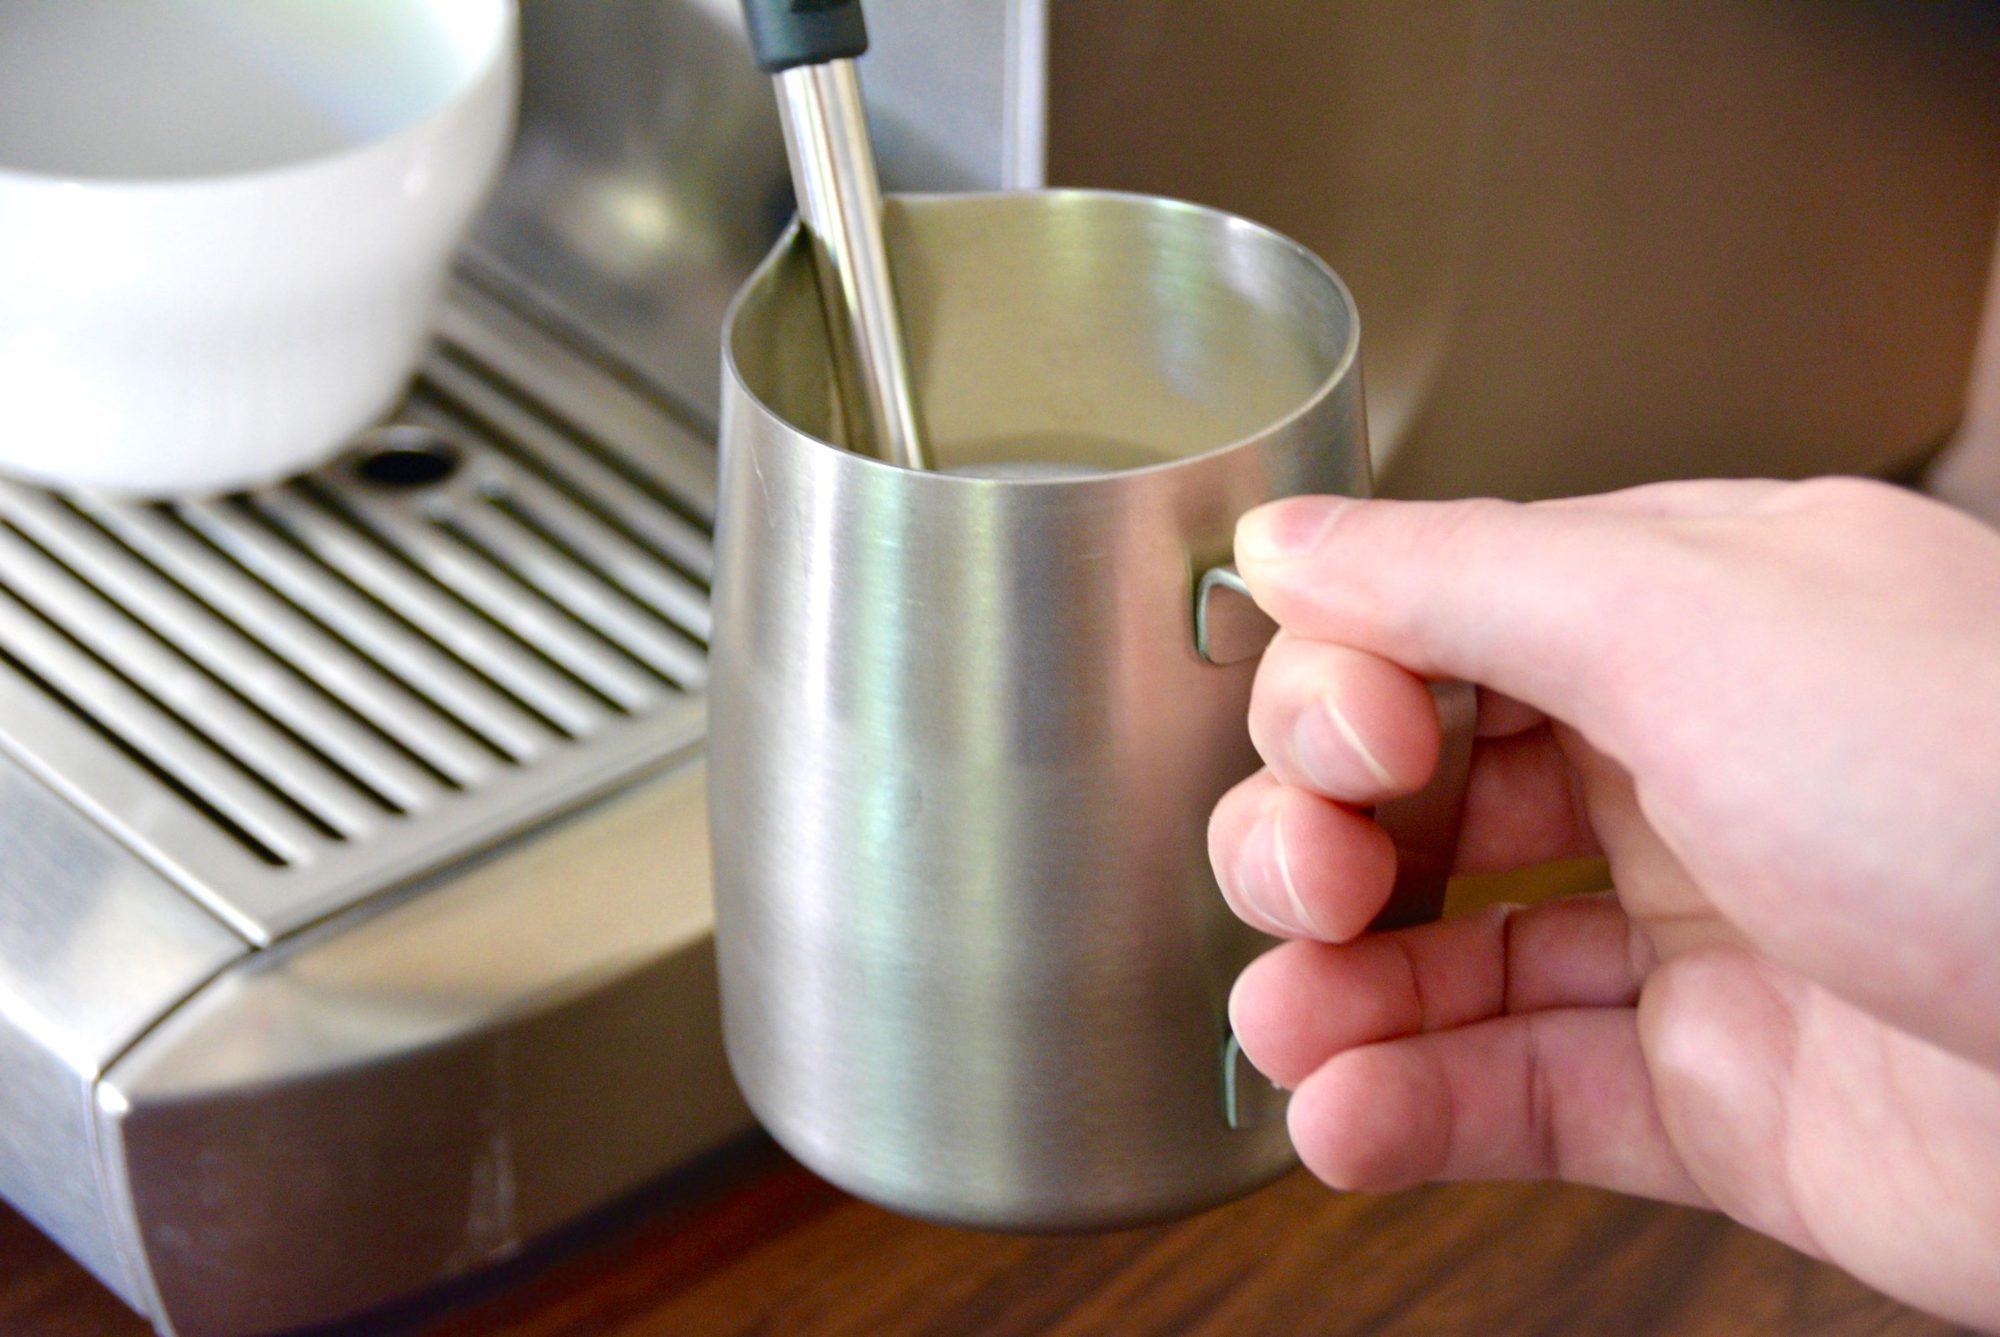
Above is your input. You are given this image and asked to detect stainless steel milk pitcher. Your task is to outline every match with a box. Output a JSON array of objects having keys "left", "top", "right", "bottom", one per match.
[{"left": 710, "top": 191, "right": 1471, "bottom": 1229}]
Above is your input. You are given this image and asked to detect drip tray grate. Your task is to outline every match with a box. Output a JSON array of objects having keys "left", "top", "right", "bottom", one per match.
[{"left": 0, "top": 274, "right": 717, "bottom": 943}]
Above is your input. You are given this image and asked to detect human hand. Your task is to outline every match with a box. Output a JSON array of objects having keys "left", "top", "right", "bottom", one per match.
[{"left": 1208, "top": 477, "right": 2000, "bottom": 1328}]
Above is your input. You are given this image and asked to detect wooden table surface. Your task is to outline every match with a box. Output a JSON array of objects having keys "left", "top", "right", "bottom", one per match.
[{"left": 0, "top": 1133, "right": 1969, "bottom": 1337}]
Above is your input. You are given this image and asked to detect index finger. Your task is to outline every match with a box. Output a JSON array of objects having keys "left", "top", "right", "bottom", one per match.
[{"left": 1230, "top": 484, "right": 1769, "bottom": 740}]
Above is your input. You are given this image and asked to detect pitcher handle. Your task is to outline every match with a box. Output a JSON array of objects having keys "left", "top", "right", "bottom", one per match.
[{"left": 1196, "top": 562, "right": 1475, "bottom": 932}]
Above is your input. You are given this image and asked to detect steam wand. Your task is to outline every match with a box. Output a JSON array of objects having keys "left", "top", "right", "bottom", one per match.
[{"left": 740, "top": 0, "right": 930, "bottom": 471}]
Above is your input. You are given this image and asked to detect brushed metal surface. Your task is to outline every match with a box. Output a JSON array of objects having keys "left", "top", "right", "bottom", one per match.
[
  {"left": 713, "top": 192, "right": 1384, "bottom": 1229},
  {"left": 466, "top": 0, "right": 1044, "bottom": 429},
  {"left": 0, "top": 239, "right": 730, "bottom": 1334},
  {"left": 860, "top": 0, "right": 1047, "bottom": 194},
  {"left": 0, "top": 274, "right": 714, "bottom": 944},
  {"left": 97, "top": 761, "right": 752, "bottom": 1337},
  {"left": 0, "top": 3, "right": 1051, "bottom": 1330},
  {"left": 775, "top": 60, "right": 930, "bottom": 469},
  {"left": 0, "top": 757, "right": 245, "bottom": 1311}
]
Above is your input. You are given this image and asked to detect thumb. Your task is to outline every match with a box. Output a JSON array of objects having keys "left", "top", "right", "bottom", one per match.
[{"left": 1232, "top": 489, "right": 1748, "bottom": 735}]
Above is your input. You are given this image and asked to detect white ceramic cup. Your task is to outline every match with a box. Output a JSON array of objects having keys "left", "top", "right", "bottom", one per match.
[{"left": 0, "top": 0, "right": 518, "bottom": 495}]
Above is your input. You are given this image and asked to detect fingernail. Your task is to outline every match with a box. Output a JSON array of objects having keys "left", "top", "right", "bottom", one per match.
[
  {"left": 1233, "top": 808, "right": 1321, "bottom": 938},
  {"left": 1292, "top": 696, "right": 1399, "bottom": 794},
  {"left": 1236, "top": 497, "right": 1350, "bottom": 565}
]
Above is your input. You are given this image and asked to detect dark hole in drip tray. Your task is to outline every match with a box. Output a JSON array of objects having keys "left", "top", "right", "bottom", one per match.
[{"left": 352, "top": 427, "right": 462, "bottom": 489}]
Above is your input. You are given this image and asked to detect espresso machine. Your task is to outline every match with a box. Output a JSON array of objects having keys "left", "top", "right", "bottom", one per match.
[{"left": 0, "top": 3, "right": 1994, "bottom": 1334}]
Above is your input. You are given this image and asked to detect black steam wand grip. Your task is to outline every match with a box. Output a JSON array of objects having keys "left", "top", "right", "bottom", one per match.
[{"left": 740, "top": 0, "right": 868, "bottom": 74}]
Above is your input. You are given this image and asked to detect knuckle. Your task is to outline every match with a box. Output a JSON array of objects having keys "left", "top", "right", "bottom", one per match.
[{"left": 1780, "top": 474, "right": 1902, "bottom": 520}]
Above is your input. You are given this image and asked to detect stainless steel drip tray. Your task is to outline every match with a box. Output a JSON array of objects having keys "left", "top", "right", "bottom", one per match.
[
  {"left": 0, "top": 269, "right": 718, "bottom": 944},
  {"left": 0, "top": 270, "right": 751, "bottom": 1337}
]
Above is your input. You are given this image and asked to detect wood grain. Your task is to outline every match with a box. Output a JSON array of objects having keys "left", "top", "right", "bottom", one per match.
[
  {"left": 0, "top": 1134, "right": 1964, "bottom": 1336},
  {"left": 0, "top": 1192, "right": 157, "bottom": 1337}
]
